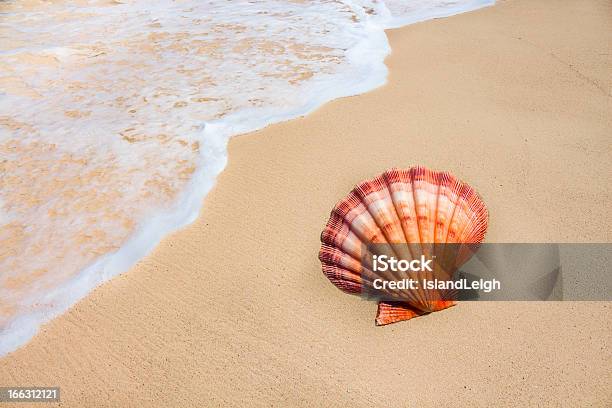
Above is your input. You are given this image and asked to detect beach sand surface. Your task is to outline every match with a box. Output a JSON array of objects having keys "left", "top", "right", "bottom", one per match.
[{"left": 1, "top": 0, "right": 611, "bottom": 406}]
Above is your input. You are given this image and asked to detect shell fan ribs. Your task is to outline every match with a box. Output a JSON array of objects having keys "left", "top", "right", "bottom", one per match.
[{"left": 319, "top": 166, "right": 488, "bottom": 325}]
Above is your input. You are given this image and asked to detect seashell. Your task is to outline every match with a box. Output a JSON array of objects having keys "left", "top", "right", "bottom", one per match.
[{"left": 319, "top": 166, "right": 488, "bottom": 325}]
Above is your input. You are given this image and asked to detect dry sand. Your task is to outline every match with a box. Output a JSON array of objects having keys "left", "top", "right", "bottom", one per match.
[{"left": 1, "top": 0, "right": 611, "bottom": 406}]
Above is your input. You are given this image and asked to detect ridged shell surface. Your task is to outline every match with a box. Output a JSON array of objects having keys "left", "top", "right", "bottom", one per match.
[{"left": 319, "top": 166, "right": 488, "bottom": 325}]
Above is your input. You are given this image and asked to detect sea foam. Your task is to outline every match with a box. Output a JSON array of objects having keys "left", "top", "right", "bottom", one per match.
[{"left": 0, "top": 0, "right": 494, "bottom": 356}]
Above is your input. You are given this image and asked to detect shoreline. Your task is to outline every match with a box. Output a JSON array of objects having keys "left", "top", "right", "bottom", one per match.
[
  {"left": 2, "top": 1, "right": 611, "bottom": 406},
  {"left": 0, "top": 0, "right": 497, "bottom": 357}
]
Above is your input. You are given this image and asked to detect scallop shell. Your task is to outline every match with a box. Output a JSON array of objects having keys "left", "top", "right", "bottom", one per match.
[{"left": 319, "top": 166, "right": 488, "bottom": 325}]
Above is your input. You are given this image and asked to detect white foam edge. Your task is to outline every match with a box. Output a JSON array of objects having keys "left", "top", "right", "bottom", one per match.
[
  {"left": 381, "top": 0, "right": 495, "bottom": 29},
  {"left": 0, "top": 19, "right": 391, "bottom": 357}
]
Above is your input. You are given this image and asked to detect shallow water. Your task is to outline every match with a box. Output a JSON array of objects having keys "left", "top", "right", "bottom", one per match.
[{"left": 0, "top": 0, "right": 494, "bottom": 355}]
